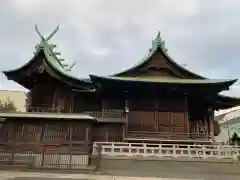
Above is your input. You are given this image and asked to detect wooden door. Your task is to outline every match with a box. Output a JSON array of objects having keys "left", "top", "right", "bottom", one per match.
[{"left": 128, "top": 111, "right": 155, "bottom": 132}]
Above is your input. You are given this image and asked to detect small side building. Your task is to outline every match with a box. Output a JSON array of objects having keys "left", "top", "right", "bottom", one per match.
[{"left": 215, "top": 109, "right": 240, "bottom": 144}]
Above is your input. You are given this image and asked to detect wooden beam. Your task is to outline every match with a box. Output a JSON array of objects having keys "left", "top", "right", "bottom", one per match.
[
  {"left": 125, "top": 99, "right": 129, "bottom": 138},
  {"left": 184, "top": 93, "right": 189, "bottom": 133},
  {"left": 209, "top": 111, "right": 215, "bottom": 141},
  {"left": 85, "top": 127, "right": 89, "bottom": 141},
  {"left": 154, "top": 101, "right": 158, "bottom": 132},
  {"left": 101, "top": 99, "right": 104, "bottom": 118}
]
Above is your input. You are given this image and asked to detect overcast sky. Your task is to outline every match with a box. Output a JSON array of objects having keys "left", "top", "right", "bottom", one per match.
[{"left": 1, "top": 0, "right": 240, "bottom": 96}]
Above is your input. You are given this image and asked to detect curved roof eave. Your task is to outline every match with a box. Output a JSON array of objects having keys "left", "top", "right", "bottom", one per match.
[
  {"left": 113, "top": 46, "right": 206, "bottom": 79},
  {"left": 90, "top": 74, "right": 237, "bottom": 86},
  {"left": 42, "top": 49, "right": 92, "bottom": 85},
  {"left": 2, "top": 48, "right": 42, "bottom": 75},
  {"left": 214, "top": 94, "right": 240, "bottom": 110},
  {"left": 2, "top": 47, "right": 92, "bottom": 86}
]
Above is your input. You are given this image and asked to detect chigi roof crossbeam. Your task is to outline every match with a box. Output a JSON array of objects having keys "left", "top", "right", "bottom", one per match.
[{"left": 34, "top": 24, "right": 76, "bottom": 72}]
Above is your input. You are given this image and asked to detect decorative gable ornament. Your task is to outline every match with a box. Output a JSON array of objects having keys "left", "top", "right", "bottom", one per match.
[
  {"left": 149, "top": 31, "right": 168, "bottom": 53},
  {"left": 34, "top": 24, "right": 76, "bottom": 72}
]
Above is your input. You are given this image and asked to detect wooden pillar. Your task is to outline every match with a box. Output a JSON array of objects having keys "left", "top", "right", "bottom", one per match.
[
  {"left": 85, "top": 127, "right": 89, "bottom": 141},
  {"left": 7, "top": 120, "right": 15, "bottom": 142},
  {"left": 70, "top": 91, "right": 75, "bottom": 113},
  {"left": 184, "top": 93, "right": 189, "bottom": 133},
  {"left": 36, "top": 124, "right": 44, "bottom": 143},
  {"left": 101, "top": 99, "right": 104, "bottom": 118},
  {"left": 52, "top": 91, "right": 57, "bottom": 109},
  {"left": 124, "top": 99, "right": 129, "bottom": 138},
  {"left": 209, "top": 111, "right": 214, "bottom": 141},
  {"left": 106, "top": 131, "right": 109, "bottom": 142},
  {"left": 154, "top": 101, "right": 158, "bottom": 132}
]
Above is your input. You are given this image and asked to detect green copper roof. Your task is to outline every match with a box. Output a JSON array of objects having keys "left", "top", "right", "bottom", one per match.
[
  {"left": 90, "top": 75, "right": 237, "bottom": 85},
  {"left": 0, "top": 112, "right": 126, "bottom": 123},
  {"left": 3, "top": 25, "right": 91, "bottom": 85},
  {"left": 114, "top": 31, "right": 205, "bottom": 79},
  {"left": 0, "top": 112, "right": 96, "bottom": 121}
]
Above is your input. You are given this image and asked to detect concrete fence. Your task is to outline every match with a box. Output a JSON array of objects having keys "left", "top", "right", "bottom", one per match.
[{"left": 93, "top": 142, "right": 240, "bottom": 161}]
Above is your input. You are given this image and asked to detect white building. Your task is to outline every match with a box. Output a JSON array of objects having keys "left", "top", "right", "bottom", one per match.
[
  {"left": 215, "top": 108, "right": 240, "bottom": 143},
  {"left": 0, "top": 90, "right": 27, "bottom": 112}
]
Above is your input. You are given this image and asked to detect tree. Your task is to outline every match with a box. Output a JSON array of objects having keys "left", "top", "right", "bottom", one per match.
[
  {"left": 0, "top": 98, "right": 17, "bottom": 112},
  {"left": 214, "top": 120, "right": 221, "bottom": 136},
  {"left": 230, "top": 132, "right": 240, "bottom": 145}
]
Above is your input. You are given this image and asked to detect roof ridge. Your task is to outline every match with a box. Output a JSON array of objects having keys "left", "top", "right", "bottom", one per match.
[
  {"left": 113, "top": 31, "right": 207, "bottom": 79},
  {"left": 3, "top": 25, "right": 92, "bottom": 88},
  {"left": 34, "top": 25, "right": 76, "bottom": 72},
  {"left": 90, "top": 74, "right": 237, "bottom": 84}
]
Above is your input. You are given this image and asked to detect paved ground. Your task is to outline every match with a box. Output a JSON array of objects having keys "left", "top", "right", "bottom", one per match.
[
  {"left": 0, "top": 160, "right": 240, "bottom": 180},
  {"left": 0, "top": 171, "right": 239, "bottom": 180},
  {"left": 98, "top": 159, "right": 240, "bottom": 180},
  {"left": 0, "top": 171, "right": 204, "bottom": 180}
]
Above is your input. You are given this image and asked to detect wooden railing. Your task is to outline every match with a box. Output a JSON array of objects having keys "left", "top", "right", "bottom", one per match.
[
  {"left": 84, "top": 109, "right": 126, "bottom": 118},
  {"left": 93, "top": 142, "right": 240, "bottom": 161},
  {"left": 126, "top": 131, "right": 211, "bottom": 142},
  {"left": 28, "top": 107, "right": 64, "bottom": 113}
]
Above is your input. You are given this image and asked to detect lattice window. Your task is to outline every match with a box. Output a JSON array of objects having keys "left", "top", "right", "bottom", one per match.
[
  {"left": 42, "top": 124, "right": 70, "bottom": 142},
  {"left": 0, "top": 123, "right": 7, "bottom": 142},
  {"left": 14, "top": 124, "right": 24, "bottom": 141},
  {"left": 13, "top": 124, "right": 39, "bottom": 142},
  {"left": 22, "top": 124, "right": 38, "bottom": 141},
  {"left": 108, "top": 129, "right": 122, "bottom": 142}
]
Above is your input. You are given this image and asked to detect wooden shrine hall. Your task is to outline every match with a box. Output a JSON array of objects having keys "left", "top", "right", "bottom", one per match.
[{"left": 1, "top": 25, "right": 240, "bottom": 147}]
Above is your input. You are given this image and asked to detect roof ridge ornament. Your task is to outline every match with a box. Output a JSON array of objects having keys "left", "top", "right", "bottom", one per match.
[
  {"left": 35, "top": 25, "right": 44, "bottom": 41},
  {"left": 149, "top": 31, "right": 168, "bottom": 53},
  {"left": 34, "top": 24, "right": 76, "bottom": 72},
  {"left": 34, "top": 24, "right": 59, "bottom": 42}
]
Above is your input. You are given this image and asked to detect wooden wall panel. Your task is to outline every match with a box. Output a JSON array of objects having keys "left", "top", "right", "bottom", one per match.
[
  {"left": 107, "top": 124, "right": 123, "bottom": 142},
  {"left": 31, "top": 84, "right": 54, "bottom": 107},
  {"left": 103, "top": 99, "right": 125, "bottom": 109},
  {"left": 171, "top": 112, "right": 185, "bottom": 126},
  {"left": 129, "top": 99, "right": 155, "bottom": 110},
  {"left": 94, "top": 124, "right": 123, "bottom": 142},
  {"left": 6, "top": 120, "right": 93, "bottom": 144},
  {"left": 42, "top": 123, "right": 70, "bottom": 142},
  {"left": 72, "top": 123, "right": 89, "bottom": 141},
  {"left": 80, "top": 97, "right": 101, "bottom": 111},
  {"left": 13, "top": 123, "right": 41, "bottom": 142},
  {"left": 121, "top": 53, "right": 183, "bottom": 78},
  {"left": 156, "top": 111, "right": 170, "bottom": 126},
  {"left": 128, "top": 111, "right": 155, "bottom": 131}
]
